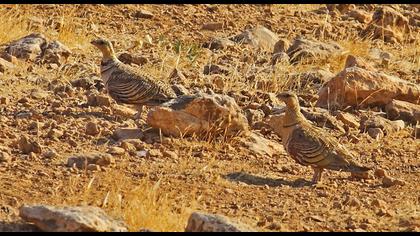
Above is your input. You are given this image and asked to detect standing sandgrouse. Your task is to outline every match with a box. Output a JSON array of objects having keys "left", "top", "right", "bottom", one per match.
[
  {"left": 277, "top": 91, "right": 371, "bottom": 183},
  {"left": 91, "top": 38, "right": 177, "bottom": 119}
]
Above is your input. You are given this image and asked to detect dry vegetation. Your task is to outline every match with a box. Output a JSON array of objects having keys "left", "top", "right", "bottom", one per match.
[{"left": 0, "top": 4, "right": 419, "bottom": 232}]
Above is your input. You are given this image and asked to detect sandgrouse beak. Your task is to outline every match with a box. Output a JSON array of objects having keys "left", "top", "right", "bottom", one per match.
[
  {"left": 277, "top": 92, "right": 291, "bottom": 100},
  {"left": 90, "top": 39, "right": 99, "bottom": 46}
]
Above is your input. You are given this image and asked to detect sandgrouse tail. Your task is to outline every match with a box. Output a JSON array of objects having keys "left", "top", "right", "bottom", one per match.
[
  {"left": 91, "top": 38, "right": 177, "bottom": 120},
  {"left": 277, "top": 91, "right": 371, "bottom": 184}
]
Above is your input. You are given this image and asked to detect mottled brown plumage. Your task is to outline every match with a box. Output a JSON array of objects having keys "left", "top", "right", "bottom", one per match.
[
  {"left": 91, "top": 38, "right": 176, "bottom": 117},
  {"left": 277, "top": 91, "right": 371, "bottom": 183}
]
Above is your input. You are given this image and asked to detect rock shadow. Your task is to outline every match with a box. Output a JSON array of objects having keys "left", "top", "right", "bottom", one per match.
[
  {"left": 223, "top": 171, "right": 313, "bottom": 188},
  {"left": 56, "top": 110, "right": 123, "bottom": 122},
  {"left": 0, "top": 221, "right": 39, "bottom": 232}
]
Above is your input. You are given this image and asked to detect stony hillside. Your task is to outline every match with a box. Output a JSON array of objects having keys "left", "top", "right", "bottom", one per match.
[{"left": 0, "top": 4, "right": 419, "bottom": 232}]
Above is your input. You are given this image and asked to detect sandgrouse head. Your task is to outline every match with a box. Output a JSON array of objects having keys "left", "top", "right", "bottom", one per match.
[
  {"left": 91, "top": 38, "right": 115, "bottom": 58},
  {"left": 277, "top": 91, "right": 300, "bottom": 109}
]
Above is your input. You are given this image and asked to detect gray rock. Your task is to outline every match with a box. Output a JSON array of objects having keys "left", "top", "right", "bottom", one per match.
[
  {"left": 335, "top": 111, "right": 360, "bottom": 129},
  {"left": 0, "top": 151, "right": 11, "bottom": 163},
  {"left": 385, "top": 100, "right": 420, "bottom": 125},
  {"left": 5, "top": 33, "right": 71, "bottom": 64},
  {"left": 132, "top": 9, "right": 154, "bottom": 19},
  {"left": 244, "top": 109, "right": 265, "bottom": 127},
  {"left": 85, "top": 121, "right": 100, "bottom": 136},
  {"left": 71, "top": 77, "right": 98, "bottom": 90},
  {"left": 286, "top": 37, "right": 345, "bottom": 64},
  {"left": 18, "top": 135, "right": 42, "bottom": 154},
  {"left": 0, "top": 57, "right": 15, "bottom": 73},
  {"left": 241, "top": 133, "right": 286, "bottom": 157},
  {"left": 19, "top": 205, "right": 127, "bottom": 232},
  {"left": 360, "top": 6, "right": 411, "bottom": 43},
  {"left": 168, "top": 68, "right": 187, "bottom": 84},
  {"left": 301, "top": 107, "right": 345, "bottom": 133},
  {"left": 203, "top": 38, "right": 235, "bottom": 51},
  {"left": 118, "top": 52, "right": 148, "bottom": 66},
  {"left": 40, "top": 40, "right": 72, "bottom": 65},
  {"left": 112, "top": 128, "right": 144, "bottom": 141},
  {"left": 317, "top": 55, "right": 420, "bottom": 110},
  {"left": 271, "top": 52, "right": 289, "bottom": 65},
  {"left": 360, "top": 115, "right": 405, "bottom": 135},
  {"left": 273, "top": 38, "right": 290, "bottom": 54},
  {"left": 368, "top": 127, "right": 384, "bottom": 140},
  {"left": 172, "top": 84, "right": 190, "bottom": 96},
  {"left": 203, "top": 64, "right": 230, "bottom": 75},
  {"left": 201, "top": 22, "right": 224, "bottom": 31},
  {"left": 185, "top": 212, "right": 257, "bottom": 232},
  {"left": 86, "top": 93, "right": 112, "bottom": 107},
  {"left": 67, "top": 152, "right": 115, "bottom": 169},
  {"left": 288, "top": 68, "right": 334, "bottom": 87},
  {"left": 147, "top": 93, "right": 249, "bottom": 138},
  {"left": 107, "top": 147, "right": 125, "bottom": 156},
  {"left": 231, "top": 25, "right": 279, "bottom": 52},
  {"left": 6, "top": 33, "right": 47, "bottom": 61}
]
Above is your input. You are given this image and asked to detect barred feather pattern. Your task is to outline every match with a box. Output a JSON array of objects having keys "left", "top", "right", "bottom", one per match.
[
  {"left": 100, "top": 58, "right": 176, "bottom": 106},
  {"left": 284, "top": 122, "right": 370, "bottom": 173}
]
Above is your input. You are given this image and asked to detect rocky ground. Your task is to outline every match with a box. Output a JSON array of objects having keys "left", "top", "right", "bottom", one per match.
[{"left": 0, "top": 4, "right": 419, "bottom": 232}]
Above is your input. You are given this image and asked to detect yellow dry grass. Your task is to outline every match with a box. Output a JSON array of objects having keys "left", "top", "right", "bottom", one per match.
[
  {"left": 0, "top": 5, "right": 31, "bottom": 46},
  {"left": 1, "top": 4, "right": 419, "bottom": 232},
  {"left": 0, "top": 5, "right": 90, "bottom": 49},
  {"left": 50, "top": 169, "right": 197, "bottom": 232}
]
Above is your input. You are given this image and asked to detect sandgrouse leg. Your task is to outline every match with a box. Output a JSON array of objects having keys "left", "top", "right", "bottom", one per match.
[{"left": 312, "top": 168, "right": 324, "bottom": 184}]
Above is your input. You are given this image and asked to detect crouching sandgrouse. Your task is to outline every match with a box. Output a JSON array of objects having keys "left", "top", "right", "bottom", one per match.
[
  {"left": 277, "top": 91, "right": 371, "bottom": 183},
  {"left": 91, "top": 38, "right": 177, "bottom": 120}
]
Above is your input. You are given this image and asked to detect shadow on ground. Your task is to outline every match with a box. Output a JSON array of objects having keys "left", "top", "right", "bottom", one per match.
[
  {"left": 223, "top": 171, "right": 313, "bottom": 188},
  {"left": 0, "top": 221, "right": 39, "bottom": 232}
]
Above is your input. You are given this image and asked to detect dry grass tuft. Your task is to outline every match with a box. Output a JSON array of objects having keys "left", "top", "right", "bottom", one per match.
[
  {"left": 52, "top": 169, "right": 196, "bottom": 232},
  {"left": 0, "top": 5, "right": 32, "bottom": 46}
]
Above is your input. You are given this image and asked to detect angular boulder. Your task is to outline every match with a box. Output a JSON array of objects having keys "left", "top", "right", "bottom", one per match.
[
  {"left": 360, "top": 6, "right": 411, "bottom": 43},
  {"left": 146, "top": 93, "right": 249, "bottom": 138},
  {"left": 287, "top": 68, "right": 334, "bottom": 87},
  {"left": 360, "top": 115, "right": 405, "bottom": 135},
  {"left": 118, "top": 52, "right": 148, "bottom": 66},
  {"left": 385, "top": 100, "right": 420, "bottom": 124},
  {"left": 112, "top": 128, "right": 144, "bottom": 141},
  {"left": 286, "top": 37, "right": 346, "bottom": 64},
  {"left": 335, "top": 111, "right": 360, "bottom": 129},
  {"left": 185, "top": 212, "right": 256, "bottom": 232},
  {"left": 265, "top": 114, "right": 285, "bottom": 138},
  {"left": 231, "top": 25, "right": 279, "bottom": 52},
  {"left": 66, "top": 152, "right": 115, "bottom": 169},
  {"left": 18, "top": 135, "right": 42, "bottom": 154},
  {"left": 19, "top": 205, "right": 127, "bottom": 232},
  {"left": 6, "top": 33, "right": 47, "bottom": 61},
  {"left": 241, "top": 132, "right": 286, "bottom": 157},
  {"left": 348, "top": 9, "right": 372, "bottom": 23},
  {"left": 203, "top": 37, "right": 235, "bottom": 51},
  {"left": 40, "top": 40, "right": 72, "bottom": 65},
  {"left": 317, "top": 55, "right": 420, "bottom": 110},
  {"left": 5, "top": 33, "right": 71, "bottom": 64}
]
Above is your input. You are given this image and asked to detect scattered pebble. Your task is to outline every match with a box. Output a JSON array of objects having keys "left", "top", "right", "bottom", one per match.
[
  {"left": 107, "top": 146, "right": 126, "bottom": 156},
  {"left": 85, "top": 121, "right": 100, "bottom": 136}
]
